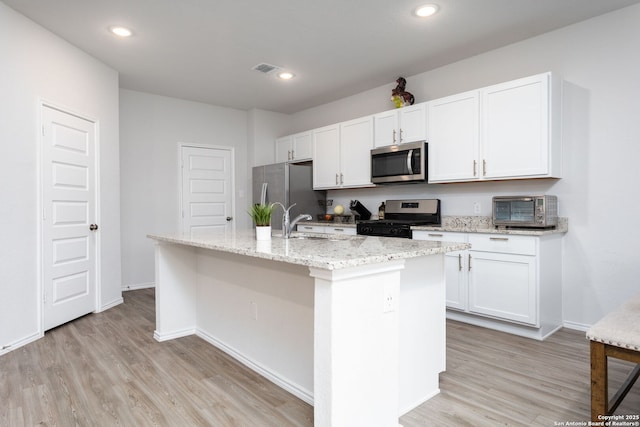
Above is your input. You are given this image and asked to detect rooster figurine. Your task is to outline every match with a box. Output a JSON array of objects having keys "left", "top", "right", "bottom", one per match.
[{"left": 391, "top": 77, "right": 415, "bottom": 108}]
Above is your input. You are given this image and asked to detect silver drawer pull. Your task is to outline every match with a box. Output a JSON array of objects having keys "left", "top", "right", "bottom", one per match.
[
  {"left": 489, "top": 237, "right": 509, "bottom": 241},
  {"left": 333, "top": 228, "right": 344, "bottom": 232},
  {"left": 428, "top": 233, "right": 443, "bottom": 237},
  {"left": 458, "top": 253, "right": 462, "bottom": 271},
  {"left": 303, "top": 226, "right": 313, "bottom": 230}
]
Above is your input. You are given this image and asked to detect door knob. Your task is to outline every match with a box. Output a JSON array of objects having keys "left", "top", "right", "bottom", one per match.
[
  {"left": 89, "top": 224, "right": 99, "bottom": 231},
  {"left": 226, "top": 217, "right": 233, "bottom": 221}
]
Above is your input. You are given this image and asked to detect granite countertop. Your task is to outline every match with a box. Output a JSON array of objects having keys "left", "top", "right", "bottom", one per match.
[
  {"left": 305, "top": 216, "right": 568, "bottom": 236},
  {"left": 148, "top": 230, "right": 469, "bottom": 271}
]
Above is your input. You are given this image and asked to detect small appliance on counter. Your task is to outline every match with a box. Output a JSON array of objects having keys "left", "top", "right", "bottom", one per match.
[
  {"left": 492, "top": 195, "right": 558, "bottom": 229},
  {"left": 349, "top": 200, "right": 372, "bottom": 221},
  {"left": 357, "top": 199, "right": 441, "bottom": 239}
]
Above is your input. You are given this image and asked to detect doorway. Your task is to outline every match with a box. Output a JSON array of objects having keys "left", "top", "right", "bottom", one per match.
[
  {"left": 41, "top": 104, "right": 98, "bottom": 331},
  {"left": 180, "top": 145, "right": 234, "bottom": 236}
]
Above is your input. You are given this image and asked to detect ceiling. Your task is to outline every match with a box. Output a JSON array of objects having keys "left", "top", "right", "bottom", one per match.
[{"left": 4, "top": 0, "right": 640, "bottom": 114}]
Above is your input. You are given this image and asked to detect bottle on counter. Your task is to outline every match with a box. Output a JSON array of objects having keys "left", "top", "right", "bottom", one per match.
[{"left": 378, "top": 202, "right": 385, "bottom": 220}]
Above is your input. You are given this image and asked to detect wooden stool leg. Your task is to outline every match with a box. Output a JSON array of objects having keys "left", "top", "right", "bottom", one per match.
[{"left": 591, "top": 340, "right": 608, "bottom": 420}]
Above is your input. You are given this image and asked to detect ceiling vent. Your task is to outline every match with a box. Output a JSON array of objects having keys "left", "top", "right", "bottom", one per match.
[{"left": 252, "top": 63, "right": 280, "bottom": 74}]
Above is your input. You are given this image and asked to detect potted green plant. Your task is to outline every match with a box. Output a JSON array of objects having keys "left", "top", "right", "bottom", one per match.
[{"left": 248, "top": 203, "right": 275, "bottom": 240}]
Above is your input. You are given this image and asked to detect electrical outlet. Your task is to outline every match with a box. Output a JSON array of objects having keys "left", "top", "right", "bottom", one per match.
[
  {"left": 473, "top": 201, "right": 481, "bottom": 214},
  {"left": 383, "top": 284, "right": 395, "bottom": 313}
]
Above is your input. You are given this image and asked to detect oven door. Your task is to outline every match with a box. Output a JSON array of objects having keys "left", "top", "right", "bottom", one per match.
[{"left": 371, "top": 141, "right": 426, "bottom": 184}]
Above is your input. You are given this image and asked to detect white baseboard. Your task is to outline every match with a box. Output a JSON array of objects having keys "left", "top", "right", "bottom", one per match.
[
  {"left": 153, "top": 328, "right": 196, "bottom": 342},
  {"left": 98, "top": 297, "right": 124, "bottom": 312},
  {"left": 122, "top": 282, "right": 155, "bottom": 291},
  {"left": 195, "top": 329, "right": 314, "bottom": 406},
  {"left": 562, "top": 320, "right": 590, "bottom": 332},
  {"left": 0, "top": 330, "right": 43, "bottom": 356}
]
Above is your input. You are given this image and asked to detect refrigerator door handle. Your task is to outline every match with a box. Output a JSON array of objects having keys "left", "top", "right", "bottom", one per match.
[{"left": 260, "top": 182, "right": 268, "bottom": 205}]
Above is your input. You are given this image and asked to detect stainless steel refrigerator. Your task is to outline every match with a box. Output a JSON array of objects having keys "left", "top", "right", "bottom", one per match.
[{"left": 252, "top": 162, "right": 326, "bottom": 230}]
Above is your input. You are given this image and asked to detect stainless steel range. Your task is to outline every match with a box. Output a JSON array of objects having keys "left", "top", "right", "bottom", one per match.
[{"left": 357, "top": 199, "right": 441, "bottom": 238}]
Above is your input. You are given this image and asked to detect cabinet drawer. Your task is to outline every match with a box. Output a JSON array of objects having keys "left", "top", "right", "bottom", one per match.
[
  {"left": 297, "top": 225, "right": 326, "bottom": 233},
  {"left": 468, "top": 234, "right": 536, "bottom": 255},
  {"left": 412, "top": 231, "right": 466, "bottom": 243},
  {"left": 326, "top": 226, "right": 357, "bottom": 235}
]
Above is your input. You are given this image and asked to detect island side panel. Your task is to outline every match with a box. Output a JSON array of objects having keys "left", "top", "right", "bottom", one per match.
[
  {"left": 311, "top": 261, "right": 405, "bottom": 427},
  {"left": 194, "top": 249, "right": 315, "bottom": 403},
  {"left": 398, "top": 254, "right": 446, "bottom": 414},
  {"left": 153, "top": 242, "right": 198, "bottom": 341}
]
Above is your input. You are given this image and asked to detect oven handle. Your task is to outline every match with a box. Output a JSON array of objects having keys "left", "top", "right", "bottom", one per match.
[{"left": 407, "top": 149, "right": 414, "bottom": 174}]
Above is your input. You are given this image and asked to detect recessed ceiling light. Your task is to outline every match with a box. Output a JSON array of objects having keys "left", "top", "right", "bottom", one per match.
[
  {"left": 413, "top": 4, "right": 439, "bottom": 18},
  {"left": 109, "top": 26, "right": 133, "bottom": 37},
  {"left": 277, "top": 72, "right": 295, "bottom": 80}
]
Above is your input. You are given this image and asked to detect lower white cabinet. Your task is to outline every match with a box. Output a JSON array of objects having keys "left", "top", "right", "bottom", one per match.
[
  {"left": 413, "top": 230, "right": 562, "bottom": 340},
  {"left": 297, "top": 224, "right": 357, "bottom": 235}
]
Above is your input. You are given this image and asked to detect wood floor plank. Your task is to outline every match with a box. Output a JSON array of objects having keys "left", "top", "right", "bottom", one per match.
[{"left": 1, "top": 289, "right": 638, "bottom": 426}]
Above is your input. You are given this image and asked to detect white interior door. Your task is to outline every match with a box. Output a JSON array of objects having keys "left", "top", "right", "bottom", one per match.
[
  {"left": 181, "top": 145, "right": 233, "bottom": 236},
  {"left": 42, "top": 105, "right": 97, "bottom": 331}
]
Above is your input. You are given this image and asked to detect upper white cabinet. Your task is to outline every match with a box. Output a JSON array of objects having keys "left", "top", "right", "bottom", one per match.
[
  {"left": 428, "top": 72, "right": 561, "bottom": 183},
  {"left": 313, "top": 116, "right": 374, "bottom": 189},
  {"left": 427, "top": 90, "right": 480, "bottom": 182},
  {"left": 275, "top": 131, "right": 313, "bottom": 163},
  {"left": 373, "top": 103, "right": 427, "bottom": 148}
]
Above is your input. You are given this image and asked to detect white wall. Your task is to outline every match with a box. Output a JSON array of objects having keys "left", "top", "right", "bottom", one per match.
[
  {"left": 119, "top": 90, "right": 249, "bottom": 289},
  {"left": 0, "top": 3, "right": 121, "bottom": 352},
  {"left": 286, "top": 4, "right": 640, "bottom": 328}
]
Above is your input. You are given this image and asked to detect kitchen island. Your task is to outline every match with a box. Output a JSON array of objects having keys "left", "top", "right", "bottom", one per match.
[{"left": 148, "top": 230, "right": 469, "bottom": 427}]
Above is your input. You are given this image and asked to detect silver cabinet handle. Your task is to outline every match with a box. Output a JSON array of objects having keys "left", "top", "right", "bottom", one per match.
[
  {"left": 333, "top": 228, "right": 344, "bottom": 232},
  {"left": 392, "top": 129, "right": 396, "bottom": 144},
  {"left": 473, "top": 160, "right": 477, "bottom": 176},
  {"left": 468, "top": 254, "right": 472, "bottom": 271},
  {"left": 483, "top": 159, "right": 487, "bottom": 176},
  {"left": 302, "top": 226, "right": 313, "bottom": 230},
  {"left": 428, "top": 233, "right": 443, "bottom": 237},
  {"left": 406, "top": 149, "right": 414, "bottom": 174},
  {"left": 291, "top": 150, "right": 295, "bottom": 160},
  {"left": 489, "top": 237, "right": 509, "bottom": 241},
  {"left": 335, "top": 173, "right": 339, "bottom": 185},
  {"left": 340, "top": 173, "right": 344, "bottom": 184},
  {"left": 399, "top": 128, "right": 403, "bottom": 143},
  {"left": 458, "top": 253, "right": 462, "bottom": 271}
]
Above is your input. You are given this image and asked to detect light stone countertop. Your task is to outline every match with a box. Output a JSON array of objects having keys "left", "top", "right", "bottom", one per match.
[
  {"left": 304, "top": 216, "right": 568, "bottom": 236},
  {"left": 148, "top": 230, "right": 469, "bottom": 271}
]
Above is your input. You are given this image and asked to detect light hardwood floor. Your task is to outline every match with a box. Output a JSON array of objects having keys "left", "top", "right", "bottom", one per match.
[{"left": 1, "top": 289, "right": 637, "bottom": 426}]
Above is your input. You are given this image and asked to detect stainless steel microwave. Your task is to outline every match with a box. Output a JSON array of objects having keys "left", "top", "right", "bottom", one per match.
[
  {"left": 371, "top": 141, "right": 427, "bottom": 184},
  {"left": 492, "top": 195, "right": 558, "bottom": 228}
]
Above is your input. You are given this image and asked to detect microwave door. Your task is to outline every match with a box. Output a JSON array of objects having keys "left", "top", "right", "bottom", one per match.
[{"left": 372, "top": 151, "right": 411, "bottom": 178}]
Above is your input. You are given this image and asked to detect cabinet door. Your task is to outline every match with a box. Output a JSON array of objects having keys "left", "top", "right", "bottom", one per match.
[
  {"left": 427, "top": 91, "right": 480, "bottom": 183},
  {"left": 412, "top": 231, "right": 468, "bottom": 310},
  {"left": 312, "top": 125, "right": 341, "bottom": 189},
  {"left": 398, "top": 103, "right": 426, "bottom": 144},
  {"left": 275, "top": 136, "right": 292, "bottom": 163},
  {"left": 373, "top": 110, "right": 399, "bottom": 148},
  {"left": 481, "top": 73, "right": 549, "bottom": 179},
  {"left": 339, "top": 116, "right": 374, "bottom": 187},
  {"left": 292, "top": 131, "right": 313, "bottom": 161},
  {"left": 468, "top": 251, "right": 537, "bottom": 325}
]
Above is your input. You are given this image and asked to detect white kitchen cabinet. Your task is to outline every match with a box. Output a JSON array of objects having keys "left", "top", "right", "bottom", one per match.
[
  {"left": 414, "top": 230, "right": 563, "bottom": 340},
  {"left": 297, "top": 224, "right": 357, "bottom": 235},
  {"left": 275, "top": 131, "right": 313, "bottom": 163},
  {"left": 373, "top": 103, "right": 427, "bottom": 148},
  {"left": 412, "top": 231, "right": 468, "bottom": 310},
  {"left": 468, "top": 246, "right": 537, "bottom": 325},
  {"left": 427, "top": 91, "right": 479, "bottom": 182},
  {"left": 313, "top": 116, "right": 374, "bottom": 189},
  {"left": 428, "top": 72, "right": 561, "bottom": 183}
]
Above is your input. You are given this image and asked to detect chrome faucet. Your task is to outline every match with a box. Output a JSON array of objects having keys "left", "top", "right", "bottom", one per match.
[{"left": 275, "top": 203, "right": 312, "bottom": 238}]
